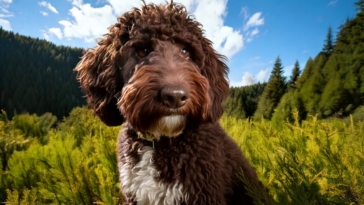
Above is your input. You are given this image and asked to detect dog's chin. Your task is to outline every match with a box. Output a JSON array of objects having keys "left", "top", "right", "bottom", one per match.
[{"left": 137, "top": 115, "right": 186, "bottom": 141}]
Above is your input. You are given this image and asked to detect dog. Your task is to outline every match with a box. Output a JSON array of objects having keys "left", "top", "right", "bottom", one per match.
[{"left": 75, "top": 1, "right": 266, "bottom": 204}]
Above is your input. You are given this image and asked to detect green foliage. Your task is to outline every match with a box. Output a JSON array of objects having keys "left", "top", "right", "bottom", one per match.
[
  {"left": 12, "top": 112, "right": 57, "bottom": 144},
  {"left": 355, "top": 0, "right": 364, "bottom": 11},
  {"left": 0, "top": 111, "right": 32, "bottom": 171},
  {"left": 0, "top": 2, "right": 362, "bottom": 204},
  {"left": 2, "top": 107, "right": 123, "bottom": 204},
  {"left": 0, "top": 28, "right": 85, "bottom": 119},
  {"left": 299, "top": 53, "right": 328, "bottom": 118},
  {"left": 296, "top": 57, "right": 313, "bottom": 88},
  {"left": 347, "top": 105, "right": 364, "bottom": 122},
  {"left": 287, "top": 61, "right": 301, "bottom": 90},
  {"left": 290, "top": 8, "right": 364, "bottom": 119},
  {"left": 0, "top": 111, "right": 32, "bottom": 201},
  {"left": 254, "top": 57, "right": 287, "bottom": 120},
  {"left": 4, "top": 189, "right": 37, "bottom": 205},
  {"left": 221, "top": 113, "right": 364, "bottom": 204},
  {"left": 322, "top": 27, "right": 334, "bottom": 54},
  {"left": 271, "top": 92, "right": 305, "bottom": 129},
  {"left": 224, "top": 83, "right": 266, "bottom": 119},
  {"left": 272, "top": 61, "right": 304, "bottom": 126},
  {"left": 1, "top": 107, "right": 364, "bottom": 204}
]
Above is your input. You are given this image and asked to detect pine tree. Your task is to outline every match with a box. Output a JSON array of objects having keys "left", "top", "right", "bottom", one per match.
[
  {"left": 224, "top": 83, "right": 266, "bottom": 119},
  {"left": 355, "top": 0, "right": 364, "bottom": 11},
  {"left": 322, "top": 27, "right": 334, "bottom": 54},
  {"left": 0, "top": 29, "right": 85, "bottom": 119},
  {"left": 288, "top": 60, "right": 301, "bottom": 90},
  {"left": 254, "top": 57, "right": 287, "bottom": 120}
]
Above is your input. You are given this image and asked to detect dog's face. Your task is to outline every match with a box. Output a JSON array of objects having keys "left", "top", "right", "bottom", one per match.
[
  {"left": 75, "top": 2, "right": 229, "bottom": 139},
  {"left": 119, "top": 40, "right": 210, "bottom": 139}
]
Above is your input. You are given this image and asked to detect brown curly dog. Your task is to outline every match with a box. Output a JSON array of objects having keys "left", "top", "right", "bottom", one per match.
[{"left": 75, "top": 1, "right": 267, "bottom": 204}]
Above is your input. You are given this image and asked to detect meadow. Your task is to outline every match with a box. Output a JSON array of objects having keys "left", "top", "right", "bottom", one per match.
[{"left": 1, "top": 107, "right": 363, "bottom": 204}]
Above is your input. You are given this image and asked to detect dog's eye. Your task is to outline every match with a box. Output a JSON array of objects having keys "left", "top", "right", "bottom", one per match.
[
  {"left": 136, "top": 48, "right": 151, "bottom": 58},
  {"left": 181, "top": 47, "right": 189, "bottom": 59}
]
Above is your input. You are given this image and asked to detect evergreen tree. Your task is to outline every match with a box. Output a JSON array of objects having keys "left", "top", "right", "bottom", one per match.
[
  {"left": 271, "top": 90, "right": 304, "bottom": 128},
  {"left": 297, "top": 57, "right": 313, "bottom": 88},
  {"left": 322, "top": 27, "right": 334, "bottom": 54},
  {"left": 0, "top": 29, "right": 85, "bottom": 119},
  {"left": 288, "top": 60, "right": 301, "bottom": 90},
  {"left": 224, "top": 83, "right": 266, "bottom": 119},
  {"left": 254, "top": 57, "right": 287, "bottom": 120},
  {"left": 355, "top": 0, "right": 364, "bottom": 11},
  {"left": 293, "top": 4, "right": 364, "bottom": 119},
  {"left": 297, "top": 52, "right": 328, "bottom": 117}
]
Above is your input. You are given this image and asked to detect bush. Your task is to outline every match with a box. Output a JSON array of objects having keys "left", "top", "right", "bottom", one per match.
[
  {"left": 221, "top": 112, "right": 364, "bottom": 204},
  {"left": 3, "top": 107, "right": 123, "bottom": 204},
  {"left": 2, "top": 107, "right": 363, "bottom": 204}
]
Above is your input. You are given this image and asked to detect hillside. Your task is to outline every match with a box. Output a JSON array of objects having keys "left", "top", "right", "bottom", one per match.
[
  {"left": 227, "top": 3, "right": 364, "bottom": 121},
  {"left": 0, "top": 28, "right": 85, "bottom": 119},
  {"left": 273, "top": 8, "right": 364, "bottom": 122}
]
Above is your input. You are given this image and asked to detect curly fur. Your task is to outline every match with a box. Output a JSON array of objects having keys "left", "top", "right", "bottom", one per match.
[{"left": 75, "top": 1, "right": 266, "bottom": 204}]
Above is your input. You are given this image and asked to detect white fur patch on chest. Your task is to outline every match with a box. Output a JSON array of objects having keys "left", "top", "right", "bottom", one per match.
[{"left": 119, "top": 146, "right": 186, "bottom": 205}]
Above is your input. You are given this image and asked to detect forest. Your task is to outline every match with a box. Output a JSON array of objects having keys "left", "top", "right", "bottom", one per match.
[
  {"left": 224, "top": 4, "right": 364, "bottom": 123},
  {"left": 0, "top": 0, "right": 363, "bottom": 204},
  {"left": 0, "top": 28, "right": 85, "bottom": 119}
]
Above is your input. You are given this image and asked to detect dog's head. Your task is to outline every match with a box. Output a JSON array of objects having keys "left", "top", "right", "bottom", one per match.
[{"left": 75, "top": 2, "right": 229, "bottom": 139}]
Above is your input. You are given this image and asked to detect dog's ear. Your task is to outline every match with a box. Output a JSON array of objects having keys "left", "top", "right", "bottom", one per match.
[
  {"left": 200, "top": 42, "right": 230, "bottom": 122},
  {"left": 75, "top": 21, "right": 130, "bottom": 126}
]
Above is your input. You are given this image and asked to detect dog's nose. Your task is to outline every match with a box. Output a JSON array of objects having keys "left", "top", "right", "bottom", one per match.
[{"left": 160, "top": 87, "right": 189, "bottom": 108}]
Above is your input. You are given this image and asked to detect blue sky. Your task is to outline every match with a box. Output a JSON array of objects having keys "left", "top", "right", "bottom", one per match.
[{"left": 0, "top": 0, "right": 358, "bottom": 86}]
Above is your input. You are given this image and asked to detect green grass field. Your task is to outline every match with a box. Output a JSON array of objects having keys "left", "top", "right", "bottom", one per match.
[{"left": 1, "top": 107, "right": 363, "bottom": 204}]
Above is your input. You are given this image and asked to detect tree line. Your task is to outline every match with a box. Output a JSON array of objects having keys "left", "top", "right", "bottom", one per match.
[
  {"left": 0, "top": 28, "right": 85, "bottom": 119},
  {"left": 0, "top": 1, "right": 363, "bottom": 123},
  {"left": 225, "top": 2, "right": 364, "bottom": 122}
]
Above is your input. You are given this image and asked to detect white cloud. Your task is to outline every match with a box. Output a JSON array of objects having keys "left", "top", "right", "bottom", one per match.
[
  {"left": 241, "top": 10, "right": 264, "bottom": 44},
  {"left": 240, "top": 7, "right": 249, "bottom": 20},
  {"left": 251, "top": 28, "right": 259, "bottom": 36},
  {"left": 189, "top": 0, "right": 243, "bottom": 59},
  {"left": 58, "top": 3, "right": 115, "bottom": 42},
  {"left": 40, "top": 11, "right": 48, "bottom": 16},
  {"left": 230, "top": 68, "right": 270, "bottom": 87},
  {"left": 55, "top": 0, "right": 242, "bottom": 59},
  {"left": 49, "top": 27, "right": 63, "bottom": 39},
  {"left": 328, "top": 0, "right": 338, "bottom": 6},
  {"left": 0, "top": 18, "right": 11, "bottom": 30},
  {"left": 245, "top": 12, "right": 264, "bottom": 30},
  {"left": 245, "top": 27, "right": 260, "bottom": 42},
  {"left": 0, "top": 13, "right": 12, "bottom": 17},
  {"left": 0, "top": 6, "right": 9, "bottom": 13},
  {"left": 41, "top": 27, "right": 63, "bottom": 41},
  {"left": 241, "top": 72, "right": 255, "bottom": 86},
  {"left": 0, "top": 0, "right": 12, "bottom": 30},
  {"left": 0, "top": 0, "right": 12, "bottom": 4},
  {"left": 42, "top": 30, "right": 50, "bottom": 40},
  {"left": 38, "top": 1, "right": 58, "bottom": 14},
  {"left": 256, "top": 69, "right": 270, "bottom": 82}
]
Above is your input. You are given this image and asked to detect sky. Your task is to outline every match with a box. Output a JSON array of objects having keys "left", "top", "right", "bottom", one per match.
[{"left": 0, "top": 0, "right": 359, "bottom": 87}]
